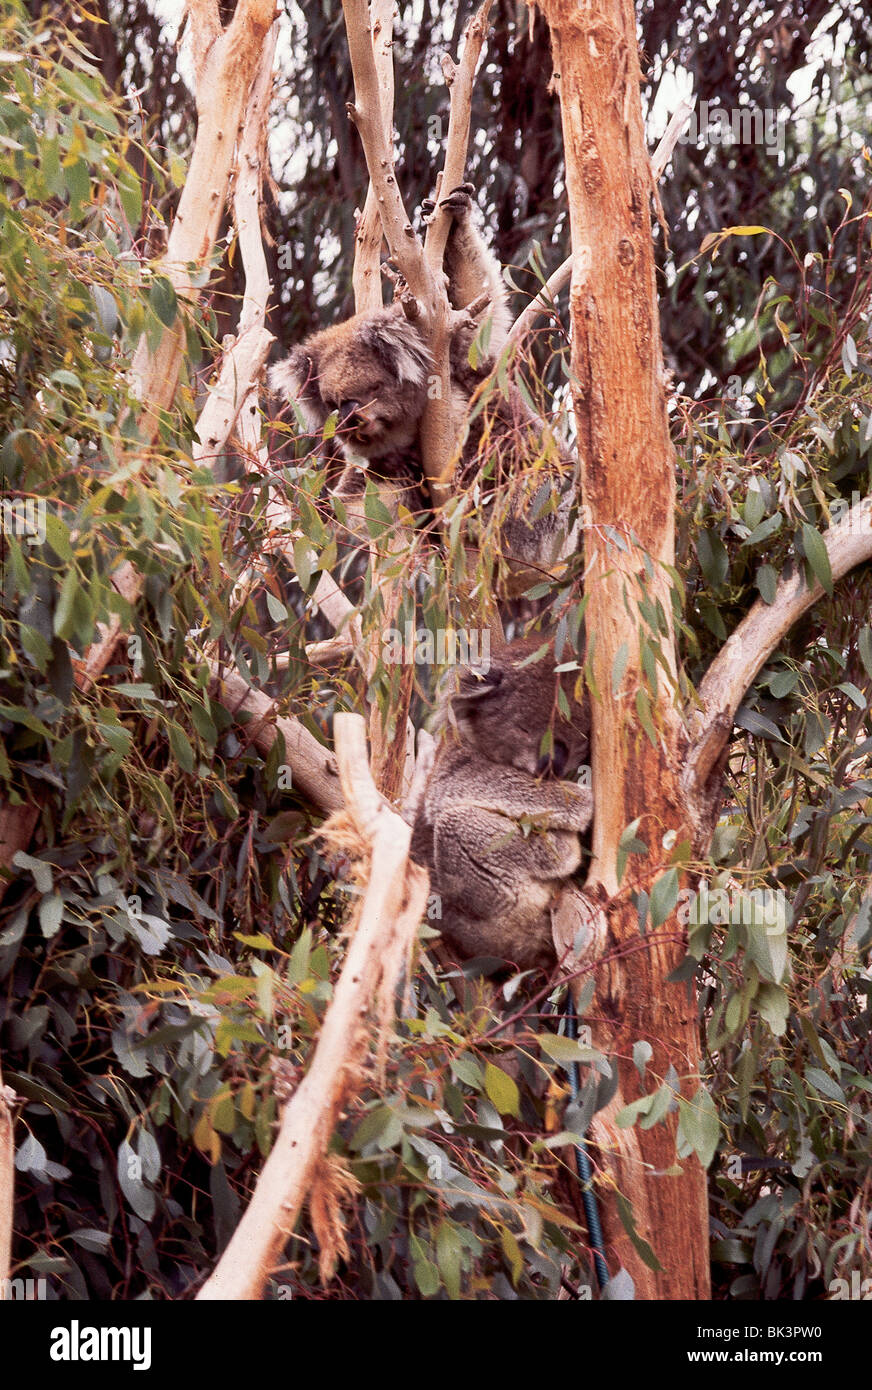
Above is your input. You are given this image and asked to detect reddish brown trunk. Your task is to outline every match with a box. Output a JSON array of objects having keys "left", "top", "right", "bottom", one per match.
[{"left": 540, "top": 0, "right": 710, "bottom": 1299}]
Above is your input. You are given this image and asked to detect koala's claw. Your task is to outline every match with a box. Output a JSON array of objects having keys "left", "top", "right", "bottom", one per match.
[
  {"left": 439, "top": 183, "right": 475, "bottom": 217},
  {"left": 422, "top": 183, "right": 475, "bottom": 222}
]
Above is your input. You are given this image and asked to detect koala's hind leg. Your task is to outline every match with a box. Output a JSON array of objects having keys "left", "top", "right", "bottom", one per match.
[{"left": 424, "top": 183, "right": 511, "bottom": 355}]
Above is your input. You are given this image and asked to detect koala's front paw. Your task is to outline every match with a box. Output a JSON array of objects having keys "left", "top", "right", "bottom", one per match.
[
  {"left": 439, "top": 182, "right": 476, "bottom": 218},
  {"left": 422, "top": 182, "right": 475, "bottom": 223}
]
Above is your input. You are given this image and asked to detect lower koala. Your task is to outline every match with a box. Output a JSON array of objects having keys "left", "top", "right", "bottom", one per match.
[{"left": 410, "top": 637, "right": 592, "bottom": 969}]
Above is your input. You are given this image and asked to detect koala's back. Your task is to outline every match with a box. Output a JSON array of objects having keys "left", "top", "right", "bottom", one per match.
[{"left": 411, "top": 640, "right": 592, "bottom": 969}]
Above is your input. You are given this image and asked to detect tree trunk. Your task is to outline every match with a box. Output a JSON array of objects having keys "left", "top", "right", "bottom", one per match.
[{"left": 539, "top": 0, "right": 711, "bottom": 1299}]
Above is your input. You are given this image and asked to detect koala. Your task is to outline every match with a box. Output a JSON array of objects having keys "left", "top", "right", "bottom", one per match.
[
  {"left": 269, "top": 186, "right": 577, "bottom": 582},
  {"left": 410, "top": 637, "right": 592, "bottom": 970}
]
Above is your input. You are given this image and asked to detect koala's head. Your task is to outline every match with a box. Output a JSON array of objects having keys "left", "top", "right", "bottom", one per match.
[
  {"left": 269, "top": 307, "right": 432, "bottom": 459},
  {"left": 445, "top": 637, "right": 589, "bottom": 778}
]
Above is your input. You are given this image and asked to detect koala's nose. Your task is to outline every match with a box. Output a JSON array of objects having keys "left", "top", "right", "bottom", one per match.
[
  {"left": 340, "top": 400, "right": 362, "bottom": 427},
  {"left": 551, "top": 740, "right": 569, "bottom": 777},
  {"left": 536, "top": 740, "right": 569, "bottom": 778}
]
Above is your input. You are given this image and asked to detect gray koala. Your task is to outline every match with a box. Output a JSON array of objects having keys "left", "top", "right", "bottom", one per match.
[
  {"left": 269, "top": 186, "right": 577, "bottom": 583},
  {"left": 410, "top": 638, "right": 592, "bottom": 969}
]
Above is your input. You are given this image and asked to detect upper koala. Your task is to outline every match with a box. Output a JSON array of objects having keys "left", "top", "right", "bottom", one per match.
[
  {"left": 269, "top": 186, "right": 577, "bottom": 580},
  {"left": 410, "top": 637, "right": 592, "bottom": 970}
]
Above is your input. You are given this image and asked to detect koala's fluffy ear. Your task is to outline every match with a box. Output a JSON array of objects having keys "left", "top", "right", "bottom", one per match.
[
  {"left": 359, "top": 310, "right": 432, "bottom": 387},
  {"left": 268, "top": 346, "right": 318, "bottom": 405},
  {"left": 452, "top": 666, "right": 503, "bottom": 709}
]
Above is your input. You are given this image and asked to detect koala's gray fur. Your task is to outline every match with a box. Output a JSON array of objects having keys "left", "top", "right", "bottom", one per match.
[
  {"left": 269, "top": 187, "right": 577, "bottom": 580},
  {"left": 410, "top": 638, "right": 592, "bottom": 969}
]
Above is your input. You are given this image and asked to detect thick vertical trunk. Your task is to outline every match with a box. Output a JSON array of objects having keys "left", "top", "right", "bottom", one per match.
[{"left": 539, "top": 0, "right": 710, "bottom": 1298}]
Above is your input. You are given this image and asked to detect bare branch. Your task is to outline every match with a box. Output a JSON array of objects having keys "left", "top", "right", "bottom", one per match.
[
  {"left": 193, "top": 327, "right": 273, "bottom": 463},
  {"left": 650, "top": 98, "right": 694, "bottom": 180},
  {"left": 67, "top": 9, "right": 279, "bottom": 705},
  {"left": 341, "top": 0, "right": 432, "bottom": 301},
  {"left": 185, "top": 0, "right": 222, "bottom": 84},
  {"left": 686, "top": 495, "right": 872, "bottom": 796},
  {"left": 418, "top": 1, "right": 494, "bottom": 502},
  {"left": 351, "top": 0, "right": 395, "bottom": 313},
  {"left": 423, "top": 0, "right": 494, "bottom": 278},
  {"left": 505, "top": 253, "right": 574, "bottom": 350},
  {"left": 197, "top": 713, "right": 428, "bottom": 1299},
  {"left": 131, "top": 1, "right": 276, "bottom": 418}
]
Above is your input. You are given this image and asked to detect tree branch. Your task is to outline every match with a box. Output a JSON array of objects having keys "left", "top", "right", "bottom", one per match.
[
  {"left": 686, "top": 494, "right": 872, "bottom": 798},
  {"left": 351, "top": 0, "right": 395, "bottom": 313},
  {"left": 209, "top": 667, "right": 343, "bottom": 816},
  {"left": 196, "top": 712, "right": 429, "bottom": 1299},
  {"left": 341, "top": 0, "right": 433, "bottom": 302}
]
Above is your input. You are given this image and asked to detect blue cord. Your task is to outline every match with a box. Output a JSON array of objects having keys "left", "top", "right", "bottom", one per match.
[{"left": 565, "top": 996, "right": 609, "bottom": 1291}]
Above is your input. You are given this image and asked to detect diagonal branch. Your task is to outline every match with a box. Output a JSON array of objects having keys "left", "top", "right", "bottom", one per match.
[
  {"left": 196, "top": 712, "right": 428, "bottom": 1299},
  {"left": 686, "top": 494, "right": 872, "bottom": 798}
]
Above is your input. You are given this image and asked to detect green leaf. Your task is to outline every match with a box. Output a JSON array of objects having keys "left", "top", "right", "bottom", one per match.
[
  {"left": 743, "top": 513, "right": 782, "bottom": 547},
  {"left": 697, "top": 529, "right": 728, "bottom": 587},
  {"left": 149, "top": 275, "right": 177, "bottom": 328},
  {"left": 38, "top": 893, "right": 64, "bottom": 938},
  {"left": 292, "top": 539, "right": 314, "bottom": 590},
  {"left": 649, "top": 867, "right": 679, "bottom": 928},
  {"left": 484, "top": 1062, "right": 520, "bottom": 1117},
  {"left": 449, "top": 1055, "right": 484, "bottom": 1089},
  {"left": 615, "top": 1193, "right": 664, "bottom": 1272},
  {"left": 53, "top": 567, "right": 79, "bottom": 640},
  {"left": 611, "top": 642, "right": 629, "bottom": 695},
  {"left": 12, "top": 852, "right": 53, "bottom": 894},
  {"left": 768, "top": 668, "right": 797, "bottom": 698},
  {"left": 804, "top": 1066, "right": 845, "bottom": 1104},
  {"left": 743, "top": 484, "right": 765, "bottom": 529},
  {"left": 634, "top": 688, "right": 658, "bottom": 749},
  {"left": 43, "top": 511, "right": 73, "bottom": 562},
  {"left": 677, "top": 1086, "right": 720, "bottom": 1168},
  {"left": 756, "top": 982, "right": 789, "bottom": 1036},
  {"left": 500, "top": 1227, "right": 523, "bottom": 1286},
  {"left": 616, "top": 817, "right": 647, "bottom": 887},
  {"left": 755, "top": 564, "right": 777, "bottom": 604},
  {"left": 167, "top": 721, "right": 195, "bottom": 773},
  {"left": 265, "top": 591, "right": 288, "bottom": 622},
  {"left": 801, "top": 523, "right": 833, "bottom": 595},
  {"left": 118, "top": 165, "right": 142, "bottom": 227},
  {"left": 413, "top": 1257, "right": 439, "bottom": 1297},
  {"left": 858, "top": 627, "right": 872, "bottom": 680},
  {"left": 537, "top": 1033, "right": 597, "bottom": 1065}
]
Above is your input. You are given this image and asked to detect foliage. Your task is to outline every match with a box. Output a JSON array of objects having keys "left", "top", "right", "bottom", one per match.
[{"left": 0, "top": 0, "right": 870, "bottom": 1302}]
